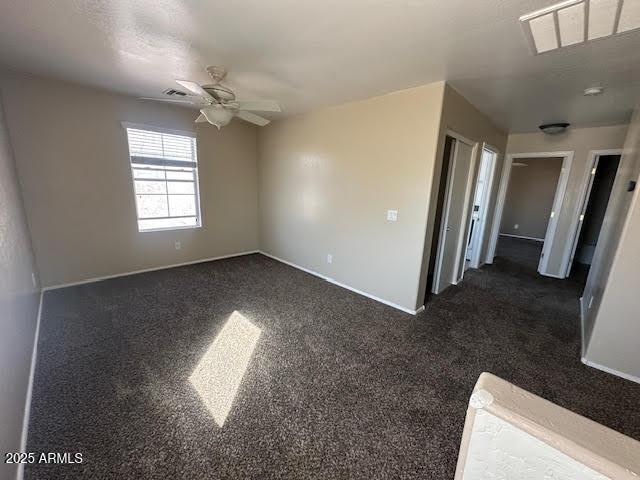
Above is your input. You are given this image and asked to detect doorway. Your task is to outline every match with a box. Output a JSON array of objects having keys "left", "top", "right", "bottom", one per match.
[
  {"left": 425, "top": 135, "right": 455, "bottom": 297},
  {"left": 486, "top": 151, "right": 574, "bottom": 276},
  {"left": 465, "top": 145, "right": 498, "bottom": 270},
  {"left": 564, "top": 151, "right": 622, "bottom": 283},
  {"left": 431, "top": 132, "right": 477, "bottom": 294}
]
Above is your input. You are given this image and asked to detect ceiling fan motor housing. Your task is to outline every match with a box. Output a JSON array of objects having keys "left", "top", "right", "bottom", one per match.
[{"left": 203, "top": 84, "right": 236, "bottom": 102}]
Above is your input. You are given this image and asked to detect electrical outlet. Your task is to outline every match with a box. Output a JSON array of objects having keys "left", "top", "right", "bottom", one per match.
[
  {"left": 174, "top": 241, "right": 181, "bottom": 250},
  {"left": 327, "top": 254, "right": 333, "bottom": 264},
  {"left": 514, "top": 224, "right": 519, "bottom": 230},
  {"left": 31, "top": 272, "right": 37, "bottom": 287},
  {"left": 387, "top": 209, "right": 398, "bottom": 222}
]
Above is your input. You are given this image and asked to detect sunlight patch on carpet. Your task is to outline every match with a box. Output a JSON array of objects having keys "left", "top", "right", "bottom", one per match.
[{"left": 189, "top": 311, "right": 261, "bottom": 426}]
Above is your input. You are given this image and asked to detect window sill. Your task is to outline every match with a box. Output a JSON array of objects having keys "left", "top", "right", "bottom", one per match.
[{"left": 138, "top": 224, "right": 202, "bottom": 233}]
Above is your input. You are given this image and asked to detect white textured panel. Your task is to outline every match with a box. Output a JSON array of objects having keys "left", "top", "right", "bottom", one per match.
[
  {"left": 529, "top": 13, "right": 559, "bottom": 53},
  {"left": 588, "top": 0, "right": 619, "bottom": 39},
  {"left": 463, "top": 410, "right": 610, "bottom": 480},
  {"left": 559, "top": 2, "right": 586, "bottom": 45},
  {"left": 617, "top": 0, "right": 640, "bottom": 33}
]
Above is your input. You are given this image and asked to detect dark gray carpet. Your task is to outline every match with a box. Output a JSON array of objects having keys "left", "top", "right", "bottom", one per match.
[
  {"left": 27, "top": 250, "right": 640, "bottom": 479},
  {"left": 495, "top": 235, "right": 543, "bottom": 271}
]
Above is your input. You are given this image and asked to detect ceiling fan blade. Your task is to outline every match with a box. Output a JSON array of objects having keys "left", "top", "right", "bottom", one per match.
[
  {"left": 234, "top": 100, "right": 281, "bottom": 112},
  {"left": 140, "top": 97, "right": 199, "bottom": 104},
  {"left": 195, "top": 113, "right": 207, "bottom": 123},
  {"left": 236, "top": 110, "right": 270, "bottom": 126},
  {"left": 176, "top": 80, "right": 213, "bottom": 100}
]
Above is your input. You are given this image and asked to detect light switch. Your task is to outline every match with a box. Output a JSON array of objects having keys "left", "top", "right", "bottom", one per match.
[
  {"left": 327, "top": 254, "right": 333, "bottom": 264},
  {"left": 387, "top": 210, "right": 398, "bottom": 222}
]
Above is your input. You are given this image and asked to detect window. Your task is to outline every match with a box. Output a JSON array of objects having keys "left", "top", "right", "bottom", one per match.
[{"left": 124, "top": 126, "right": 201, "bottom": 232}]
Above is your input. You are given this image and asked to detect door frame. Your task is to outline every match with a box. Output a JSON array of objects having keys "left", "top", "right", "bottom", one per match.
[
  {"left": 466, "top": 143, "right": 500, "bottom": 270},
  {"left": 453, "top": 136, "right": 480, "bottom": 285},
  {"left": 432, "top": 130, "right": 478, "bottom": 293},
  {"left": 485, "top": 150, "right": 574, "bottom": 277},
  {"left": 432, "top": 136, "right": 458, "bottom": 294},
  {"left": 561, "top": 149, "right": 623, "bottom": 278},
  {"left": 431, "top": 129, "right": 478, "bottom": 295}
]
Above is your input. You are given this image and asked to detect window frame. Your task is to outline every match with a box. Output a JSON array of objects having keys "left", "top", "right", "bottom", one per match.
[{"left": 122, "top": 122, "right": 203, "bottom": 233}]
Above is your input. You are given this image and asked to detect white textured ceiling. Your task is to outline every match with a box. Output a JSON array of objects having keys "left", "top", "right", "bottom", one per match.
[{"left": 1, "top": 0, "right": 639, "bottom": 132}]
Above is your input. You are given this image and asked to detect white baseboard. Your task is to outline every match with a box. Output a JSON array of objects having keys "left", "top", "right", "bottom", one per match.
[
  {"left": 17, "top": 290, "right": 43, "bottom": 480},
  {"left": 581, "top": 357, "right": 640, "bottom": 385},
  {"left": 259, "top": 251, "right": 422, "bottom": 315},
  {"left": 499, "top": 233, "right": 545, "bottom": 242},
  {"left": 42, "top": 251, "right": 259, "bottom": 291}
]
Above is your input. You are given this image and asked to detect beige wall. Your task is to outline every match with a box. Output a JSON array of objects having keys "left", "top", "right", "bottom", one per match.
[
  {"left": 417, "top": 85, "right": 508, "bottom": 299},
  {"left": 0, "top": 71, "right": 259, "bottom": 287},
  {"left": 584, "top": 106, "right": 640, "bottom": 380},
  {"left": 506, "top": 125, "right": 628, "bottom": 277},
  {"left": 0, "top": 96, "right": 40, "bottom": 480},
  {"left": 440, "top": 86, "right": 508, "bottom": 269},
  {"left": 500, "top": 157, "right": 563, "bottom": 239},
  {"left": 258, "top": 82, "right": 446, "bottom": 311}
]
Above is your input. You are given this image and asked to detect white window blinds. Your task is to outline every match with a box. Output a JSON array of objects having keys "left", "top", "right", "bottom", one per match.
[{"left": 125, "top": 128, "right": 201, "bottom": 232}]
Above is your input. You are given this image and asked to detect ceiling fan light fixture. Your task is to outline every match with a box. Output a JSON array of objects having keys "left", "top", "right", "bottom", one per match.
[
  {"left": 200, "top": 105, "right": 235, "bottom": 129},
  {"left": 539, "top": 122, "right": 570, "bottom": 134}
]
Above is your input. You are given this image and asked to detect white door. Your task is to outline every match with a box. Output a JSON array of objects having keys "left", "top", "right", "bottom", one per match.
[
  {"left": 433, "top": 139, "right": 475, "bottom": 294},
  {"left": 466, "top": 148, "right": 496, "bottom": 267}
]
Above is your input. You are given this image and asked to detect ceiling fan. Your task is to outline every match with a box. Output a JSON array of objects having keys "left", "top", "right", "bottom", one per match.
[{"left": 141, "top": 66, "right": 281, "bottom": 129}]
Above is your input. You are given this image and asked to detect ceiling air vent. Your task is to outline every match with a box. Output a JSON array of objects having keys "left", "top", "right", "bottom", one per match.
[
  {"left": 520, "top": 0, "right": 640, "bottom": 54},
  {"left": 163, "top": 88, "right": 187, "bottom": 97}
]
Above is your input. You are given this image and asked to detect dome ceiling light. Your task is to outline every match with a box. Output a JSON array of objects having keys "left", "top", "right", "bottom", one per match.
[{"left": 539, "top": 123, "right": 571, "bottom": 134}]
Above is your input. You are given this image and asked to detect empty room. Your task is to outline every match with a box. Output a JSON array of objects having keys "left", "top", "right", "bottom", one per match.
[
  {"left": 2, "top": 1, "right": 640, "bottom": 479},
  {"left": 497, "top": 155, "right": 565, "bottom": 273}
]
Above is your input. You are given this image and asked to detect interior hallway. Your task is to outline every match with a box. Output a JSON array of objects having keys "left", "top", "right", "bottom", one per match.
[
  {"left": 495, "top": 234, "right": 590, "bottom": 285},
  {"left": 26, "top": 253, "right": 640, "bottom": 479}
]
